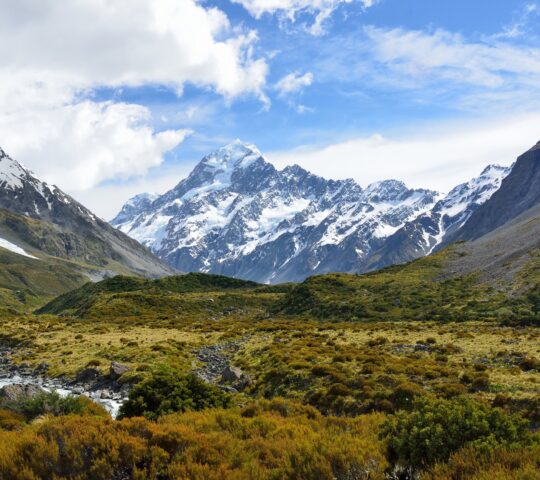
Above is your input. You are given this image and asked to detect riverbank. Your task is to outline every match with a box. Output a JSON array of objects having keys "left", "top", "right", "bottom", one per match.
[{"left": 0, "top": 348, "right": 128, "bottom": 417}]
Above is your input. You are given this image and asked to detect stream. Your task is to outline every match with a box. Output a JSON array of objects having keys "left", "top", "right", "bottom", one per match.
[{"left": 0, "top": 350, "right": 127, "bottom": 418}]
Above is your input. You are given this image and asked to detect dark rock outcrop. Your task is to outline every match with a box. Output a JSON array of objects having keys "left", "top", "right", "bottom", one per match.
[
  {"left": 447, "top": 142, "right": 540, "bottom": 243},
  {"left": 109, "top": 362, "right": 130, "bottom": 380},
  {"left": 75, "top": 367, "right": 102, "bottom": 384}
]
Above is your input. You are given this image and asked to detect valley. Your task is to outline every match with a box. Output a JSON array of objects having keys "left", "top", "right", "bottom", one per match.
[
  {"left": 0, "top": 243, "right": 538, "bottom": 478},
  {"left": 2, "top": 2, "right": 540, "bottom": 478},
  {"left": 0, "top": 141, "right": 538, "bottom": 478}
]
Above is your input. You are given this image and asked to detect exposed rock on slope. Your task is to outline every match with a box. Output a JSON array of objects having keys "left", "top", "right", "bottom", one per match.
[
  {"left": 0, "top": 147, "right": 174, "bottom": 280},
  {"left": 447, "top": 142, "right": 540, "bottom": 243},
  {"left": 113, "top": 140, "right": 509, "bottom": 283}
]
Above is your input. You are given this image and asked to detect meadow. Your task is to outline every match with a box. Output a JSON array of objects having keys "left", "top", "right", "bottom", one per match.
[{"left": 0, "top": 252, "right": 538, "bottom": 479}]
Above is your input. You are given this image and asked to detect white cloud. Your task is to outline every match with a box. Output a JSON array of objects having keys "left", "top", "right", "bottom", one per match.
[
  {"left": 0, "top": 0, "right": 267, "bottom": 100},
  {"left": 275, "top": 72, "right": 314, "bottom": 96},
  {"left": 232, "top": 0, "right": 376, "bottom": 35},
  {"left": 267, "top": 113, "right": 540, "bottom": 193},
  {"left": 498, "top": 3, "right": 539, "bottom": 39},
  {"left": 365, "top": 26, "right": 540, "bottom": 89},
  {"left": 0, "top": 101, "right": 191, "bottom": 191},
  {"left": 0, "top": 0, "right": 268, "bottom": 194}
]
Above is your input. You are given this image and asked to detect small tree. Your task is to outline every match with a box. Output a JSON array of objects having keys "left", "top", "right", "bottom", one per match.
[
  {"left": 381, "top": 397, "right": 529, "bottom": 470},
  {"left": 118, "top": 370, "right": 231, "bottom": 420}
]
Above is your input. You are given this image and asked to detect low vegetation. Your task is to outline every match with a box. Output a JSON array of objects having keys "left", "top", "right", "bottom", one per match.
[
  {"left": 118, "top": 371, "right": 231, "bottom": 420},
  {"left": 0, "top": 251, "right": 538, "bottom": 477}
]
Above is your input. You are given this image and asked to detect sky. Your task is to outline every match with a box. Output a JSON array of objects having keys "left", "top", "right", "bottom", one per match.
[{"left": 0, "top": 0, "right": 540, "bottom": 218}]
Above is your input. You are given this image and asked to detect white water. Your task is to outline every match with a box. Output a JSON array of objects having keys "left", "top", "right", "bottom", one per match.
[{"left": 0, "top": 374, "right": 123, "bottom": 418}]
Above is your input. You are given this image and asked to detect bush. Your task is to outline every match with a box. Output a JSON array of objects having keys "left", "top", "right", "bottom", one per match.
[
  {"left": 10, "top": 392, "right": 108, "bottom": 421},
  {"left": 390, "top": 382, "right": 425, "bottom": 411},
  {"left": 118, "top": 371, "right": 231, "bottom": 420},
  {"left": 423, "top": 443, "right": 540, "bottom": 480},
  {"left": 381, "top": 397, "right": 530, "bottom": 470},
  {"left": 0, "top": 409, "right": 25, "bottom": 430},
  {"left": 519, "top": 356, "right": 539, "bottom": 372},
  {"left": 0, "top": 400, "right": 389, "bottom": 480}
]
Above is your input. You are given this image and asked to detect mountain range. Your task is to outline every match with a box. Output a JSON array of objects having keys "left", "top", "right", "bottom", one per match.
[
  {"left": 112, "top": 140, "right": 511, "bottom": 283},
  {"left": 0, "top": 147, "right": 173, "bottom": 301}
]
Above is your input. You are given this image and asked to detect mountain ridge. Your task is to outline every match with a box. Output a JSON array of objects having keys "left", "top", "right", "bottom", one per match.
[
  {"left": 446, "top": 142, "right": 540, "bottom": 244},
  {"left": 0, "top": 147, "right": 175, "bottom": 300},
  {"left": 112, "top": 140, "right": 509, "bottom": 283}
]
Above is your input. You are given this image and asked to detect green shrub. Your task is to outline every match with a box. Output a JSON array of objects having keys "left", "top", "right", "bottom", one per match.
[
  {"left": 9, "top": 392, "right": 108, "bottom": 421},
  {"left": 118, "top": 371, "right": 231, "bottom": 420},
  {"left": 381, "top": 397, "right": 530, "bottom": 470}
]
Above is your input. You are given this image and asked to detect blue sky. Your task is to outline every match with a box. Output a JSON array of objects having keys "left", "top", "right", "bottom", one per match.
[{"left": 1, "top": 0, "right": 539, "bottom": 217}]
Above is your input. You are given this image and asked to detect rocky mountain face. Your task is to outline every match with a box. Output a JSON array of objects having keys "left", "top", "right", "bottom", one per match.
[
  {"left": 446, "top": 141, "right": 540, "bottom": 243},
  {"left": 365, "top": 164, "right": 511, "bottom": 271},
  {"left": 0, "top": 147, "right": 174, "bottom": 280},
  {"left": 112, "top": 141, "right": 510, "bottom": 283}
]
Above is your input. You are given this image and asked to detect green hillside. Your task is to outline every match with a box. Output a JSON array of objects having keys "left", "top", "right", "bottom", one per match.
[
  {"left": 36, "top": 246, "right": 540, "bottom": 326},
  {"left": 0, "top": 249, "right": 89, "bottom": 314},
  {"left": 1, "top": 237, "right": 538, "bottom": 480}
]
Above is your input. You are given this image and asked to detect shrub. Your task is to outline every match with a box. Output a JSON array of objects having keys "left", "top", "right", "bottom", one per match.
[
  {"left": 118, "top": 370, "right": 231, "bottom": 420},
  {"left": 519, "top": 356, "right": 539, "bottom": 372},
  {"left": 0, "top": 409, "right": 25, "bottom": 430},
  {"left": 381, "top": 397, "right": 530, "bottom": 470},
  {"left": 0, "top": 400, "right": 389, "bottom": 480},
  {"left": 470, "top": 374, "right": 490, "bottom": 392},
  {"left": 390, "top": 382, "right": 425, "bottom": 411},
  {"left": 8, "top": 392, "right": 108, "bottom": 421},
  {"left": 423, "top": 444, "right": 540, "bottom": 480}
]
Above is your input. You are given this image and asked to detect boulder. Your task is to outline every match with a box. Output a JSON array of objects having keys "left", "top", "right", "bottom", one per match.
[
  {"left": 0, "top": 384, "right": 45, "bottom": 402},
  {"left": 76, "top": 367, "right": 102, "bottom": 384},
  {"left": 109, "top": 362, "right": 130, "bottom": 380},
  {"left": 221, "top": 365, "right": 244, "bottom": 383},
  {"left": 34, "top": 362, "right": 49, "bottom": 374},
  {"left": 221, "top": 365, "right": 253, "bottom": 391}
]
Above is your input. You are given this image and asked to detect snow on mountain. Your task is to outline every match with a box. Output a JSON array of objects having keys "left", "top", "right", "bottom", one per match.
[
  {"left": 113, "top": 140, "right": 443, "bottom": 283},
  {"left": 0, "top": 146, "right": 174, "bottom": 278},
  {"left": 0, "top": 237, "right": 37, "bottom": 259},
  {"left": 112, "top": 192, "right": 159, "bottom": 226},
  {"left": 0, "top": 147, "right": 88, "bottom": 221},
  {"left": 428, "top": 164, "right": 511, "bottom": 251},
  {"left": 363, "top": 164, "right": 512, "bottom": 272}
]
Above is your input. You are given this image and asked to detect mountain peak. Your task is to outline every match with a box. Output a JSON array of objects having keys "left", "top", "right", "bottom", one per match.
[
  {"left": 201, "top": 140, "right": 264, "bottom": 172},
  {"left": 479, "top": 164, "right": 508, "bottom": 177},
  {"left": 0, "top": 147, "right": 32, "bottom": 190},
  {"left": 127, "top": 192, "right": 159, "bottom": 206},
  {"left": 364, "top": 179, "right": 410, "bottom": 202}
]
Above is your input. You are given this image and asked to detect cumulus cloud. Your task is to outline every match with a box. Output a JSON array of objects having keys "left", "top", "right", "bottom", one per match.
[
  {"left": 0, "top": 0, "right": 267, "bottom": 99},
  {"left": 0, "top": 101, "right": 191, "bottom": 191},
  {"left": 232, "top": 0, "right": 376, "bottom": 34},
  {"left": 275, "top": 72, "right": 314, "bottom": 96},
  {"left": 0, "top": 0, "right": 268, "bottom": 193},
  {"left": 267, "top": 113, "right": 540, "bottom": 193}
]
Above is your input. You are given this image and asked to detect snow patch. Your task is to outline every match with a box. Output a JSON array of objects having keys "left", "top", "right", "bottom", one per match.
[{"left": 0, "top": 238, "right": 38, "bottom": 259}]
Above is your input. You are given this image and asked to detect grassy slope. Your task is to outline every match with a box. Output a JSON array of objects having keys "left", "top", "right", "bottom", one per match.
[
  {"left": 37, "top": 246, "right": 539, "bottom": 325},
  {"left": 0, "top": 249, "right": 90, "bottom": 314},
  {"left": 36, "top": 273, "right": 276, "bottom": 318},
  {"left": 0, "top": 250, "right": 532, "bottom": 413}
]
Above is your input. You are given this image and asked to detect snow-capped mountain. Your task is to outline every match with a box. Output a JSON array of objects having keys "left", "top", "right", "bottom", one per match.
[
  {"left": 113, "top": 141, "right": 445, "bottom": 283},
  {"left": 364, "top": 164, "right": 511, "bottom": 272},
  {"left": 112, "top": 141, "right": 511, "bottom": 283},
  {"left": 0, "top": 147, "right": 173, "bottom": 278}
]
